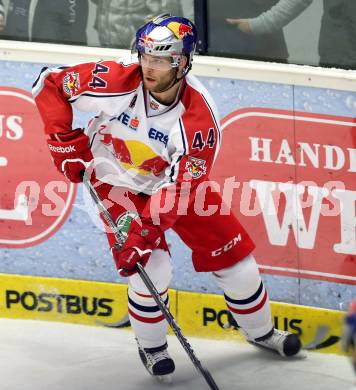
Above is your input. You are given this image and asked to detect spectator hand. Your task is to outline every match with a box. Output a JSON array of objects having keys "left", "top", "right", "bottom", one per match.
[
  {"left": 47, "top": 129, "right": 93, "bottom": 183},
  {"left": 226, "top": 18, "right": 252, "bottom": 34},
  {"left": 112, "top": 219, "right": 162, "bottom": 276}
]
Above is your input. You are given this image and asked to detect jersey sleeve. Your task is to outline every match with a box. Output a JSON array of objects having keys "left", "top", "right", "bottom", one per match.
[
  {"left": 142, "top": 87, "right": 222, "bottom": 231},
  {"left": 32, "top": 60, "right": 141, "bottom": 134}
]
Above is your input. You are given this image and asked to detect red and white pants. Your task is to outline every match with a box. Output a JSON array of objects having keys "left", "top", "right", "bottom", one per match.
[{"left": 95, "top": 181, "right": 272, "bottom": 348}]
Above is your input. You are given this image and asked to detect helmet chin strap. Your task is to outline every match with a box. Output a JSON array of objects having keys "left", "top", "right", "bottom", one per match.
[{"left": 155, "top": 68, "right": 181, "bottom": 93}]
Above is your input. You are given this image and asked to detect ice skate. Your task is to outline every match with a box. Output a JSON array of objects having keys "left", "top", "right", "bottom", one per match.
[
  {"left": 137, "top": 340, "right": 175, "bottom": 383},
  {"left": 247, "top": 328, "right": 302, "bottom": 357}
]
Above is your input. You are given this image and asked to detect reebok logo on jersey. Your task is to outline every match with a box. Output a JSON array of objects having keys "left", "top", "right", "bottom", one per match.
[{"left": 48, "top": 144, "right": 76, "bottom": 153}]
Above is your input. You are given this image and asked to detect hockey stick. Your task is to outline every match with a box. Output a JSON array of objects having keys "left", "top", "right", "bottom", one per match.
[{"left": 82, "top": 172, "right": 220, "bottom": 390}]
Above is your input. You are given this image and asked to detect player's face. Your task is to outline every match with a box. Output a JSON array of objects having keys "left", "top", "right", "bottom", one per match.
[{"left": 140, "top": 54, "right": 178, "bottom": 93}]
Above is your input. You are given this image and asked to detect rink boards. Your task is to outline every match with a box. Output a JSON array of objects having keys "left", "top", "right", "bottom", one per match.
[
  {"left": 0, "top": 44, "right": 355, "bottom": 312},
  {"left": 0, "top": 273, "right": 345, "bottom": 355}
]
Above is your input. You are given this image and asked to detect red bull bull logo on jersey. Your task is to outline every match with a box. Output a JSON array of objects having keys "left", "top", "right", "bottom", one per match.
[
  {"left": 63, "top": 72, "right": 80, "bottom": 97},
  {"left": 167, "top": 21, "right": 193, "bottom": 40},
  {"left": 186, "top": 157, "right": 207, "bottom": 179},
  {"left": 99, "top": 132, "right": 169, "bottom": 177}
]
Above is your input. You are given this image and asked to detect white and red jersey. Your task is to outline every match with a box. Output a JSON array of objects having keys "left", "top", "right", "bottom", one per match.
[
  {"left": 33, "top": 59, "right": 221, "bottom": 190},
  {"left": 33, "top": 59, "right": 255, "bottom": 271},
  {"left": 33, "top": 59, "right": 221, "bottom": 229}
]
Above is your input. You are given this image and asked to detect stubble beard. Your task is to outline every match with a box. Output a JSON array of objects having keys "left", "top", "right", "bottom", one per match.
[{"left": 144, "top": 69, "right": 178, "bottom": 94}]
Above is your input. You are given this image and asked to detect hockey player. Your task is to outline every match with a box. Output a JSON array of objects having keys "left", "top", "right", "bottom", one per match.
[{"left": 32, "top": 14, "right": 302, "bottom": 380}]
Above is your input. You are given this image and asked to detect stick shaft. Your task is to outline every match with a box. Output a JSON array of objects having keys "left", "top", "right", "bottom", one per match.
[{"left": 83, "top": 173, "right": 220, "bottom": 390}]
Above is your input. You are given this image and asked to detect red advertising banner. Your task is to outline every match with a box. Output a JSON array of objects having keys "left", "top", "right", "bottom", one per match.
[
  {"left": 210, "top": 108, "right": 356, "bottom": 285},
  {"left": 0, "top": 87, "right": 76, "bottom": 248}
]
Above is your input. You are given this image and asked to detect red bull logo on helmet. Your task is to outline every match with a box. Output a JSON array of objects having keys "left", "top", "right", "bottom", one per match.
[
  {"left": 139, "top": 34, "right": 155, "bottom": 50},
  {"left": 142, "top": 34, "right": 154, "bottom": 43},
  {"left": 63, "top": 72, "right": 80, "bottom": 97},
  {"left": 167, "top": 21, "right": 193, "bottom": 40},
  {"left": 99, "top": 132, "right": 168, "bottom": 177}
]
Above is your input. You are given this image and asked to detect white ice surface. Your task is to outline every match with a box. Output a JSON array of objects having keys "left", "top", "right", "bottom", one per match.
[{"left": 0, "top": 318, "right": 354, "bottom": 390}]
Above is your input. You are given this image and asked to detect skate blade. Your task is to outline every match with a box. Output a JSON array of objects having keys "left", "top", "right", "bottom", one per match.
[
  {"left": 295, "top": 349, "right": 308, "bottom": 359},
  {"left": 248, "top": 340, "right": 306, "bottom": 359},
  {"left": 155, "top": 374, "right": 172, "bottom": 384},
  {"left": 248, "top": 340, "right": 282, "bottom": 356}
]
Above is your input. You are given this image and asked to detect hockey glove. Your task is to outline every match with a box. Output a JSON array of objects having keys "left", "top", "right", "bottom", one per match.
[
  {"left": 112, "top": 219, "right": 162, "bottom": 276},
  {"left": 47, "top": 129, "right": 93, "bottom": 183}
]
